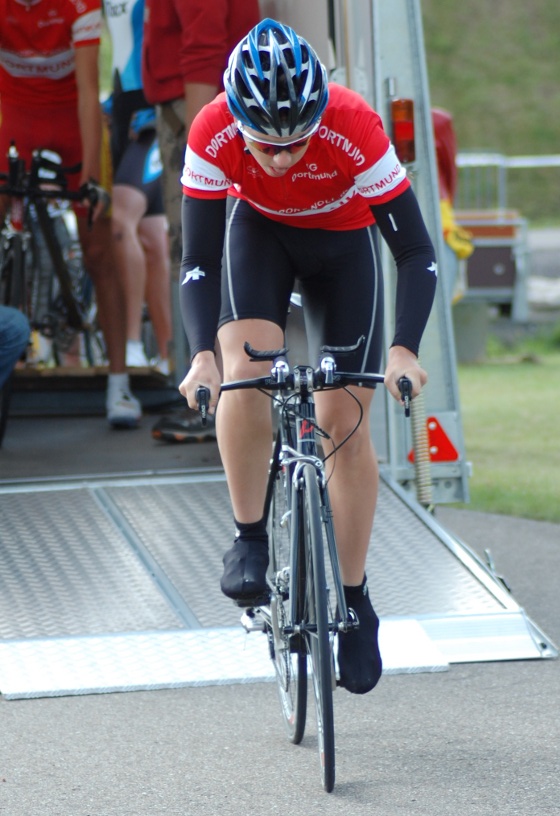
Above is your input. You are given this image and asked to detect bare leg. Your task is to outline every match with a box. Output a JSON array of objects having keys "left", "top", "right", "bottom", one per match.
[
  {"left": 314, "top": 387, "right": 378, "bottom": 586},
  {"left": 77, "top": 215, "right": 126, "bottom": 373},
  {"left": 110, "top": 185, "right": 147, "bottom": 343},
  {"left": 315, "top": 386, "right": 382, "bottom": 694},
  {"left": 216, "top": 319, "right": 284, "bottom": 523},
  {"left": 138, "top": 214, "right": 172, "bottom": 360}
]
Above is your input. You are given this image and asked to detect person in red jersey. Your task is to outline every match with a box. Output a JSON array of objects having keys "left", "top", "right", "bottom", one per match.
[
  {"left": 178, "top": 20, "right": 438, "bottom": 695},
  {"left": 0, "top": 0, "right": 141, "bottom": 427},
  {"left": 142, "top": 0, "right": 260, "bottom": 443}
]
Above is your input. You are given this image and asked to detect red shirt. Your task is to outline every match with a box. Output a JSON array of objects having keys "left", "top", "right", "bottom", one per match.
[
  {"left": 0, "top": 0, "right": 101, "bottom": 109},
  {"left": 181, "top": 84, "right": 410, "bottom": 231},
  {"left": 142, "top": 0, "right": 260, "bottom": 105}
]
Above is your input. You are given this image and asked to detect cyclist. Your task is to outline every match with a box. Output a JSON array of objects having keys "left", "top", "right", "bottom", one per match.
[
  {"left": 178, "top": 19, "right": 437, "bottom": 694},
  {"left": 0, "top": 0, "right": 141, "bottom": 428}
]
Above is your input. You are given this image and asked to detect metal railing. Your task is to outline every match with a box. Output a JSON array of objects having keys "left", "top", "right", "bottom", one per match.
[{"left": 456, "top": 153, "right": 560, "bottom": 212}]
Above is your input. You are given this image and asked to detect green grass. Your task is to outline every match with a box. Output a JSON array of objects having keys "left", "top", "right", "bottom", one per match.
[
  {"left": 422, "top": 1, "right": 560, "bottom": 223},
  {"left": 455, "top": 329, "right": 560, "bottom": 523}
]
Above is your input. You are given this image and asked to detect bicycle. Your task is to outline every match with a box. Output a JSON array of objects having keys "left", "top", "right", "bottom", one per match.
[
  {"left": 197, "top": 339, "right": 411, "bottom": 792},
  {"left": 0, "top": 141, "right": 106, "bottom": 444}
]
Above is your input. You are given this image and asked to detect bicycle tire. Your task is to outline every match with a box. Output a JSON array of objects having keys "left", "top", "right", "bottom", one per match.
[
  {"left": 0, "top": 236, "right": 24, "bottom": 445},
  {"left": 34, "top": 199, "right": 84, "bottom": 330},
  {"left": 0, "top": 373, "right": 13, "bottom": 448},
  {"left": 301, "top": 463, "right": 336, "bottom": 792},
  {"left": 0, "top": 234, "right": 25, "bottom": 310},
  {"left": 268, "top": 429, "right": 307, "bottom": 745}
]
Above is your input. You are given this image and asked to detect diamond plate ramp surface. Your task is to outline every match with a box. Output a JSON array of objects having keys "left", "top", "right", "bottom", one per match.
[
  {"left": 370, "top": 485, "right": 503, "bottom": 617},
  {"left": 0, "top": 471, "right": 555, "bottom": 699},
  {"left": 103, "top": 479, "right": 239, "bottom": 628},
  {"left": 0, "top": 487, "right": 182, "bottom": 638}
]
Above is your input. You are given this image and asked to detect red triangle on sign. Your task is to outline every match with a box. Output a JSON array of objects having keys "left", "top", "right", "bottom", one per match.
[{"left": 408, "top": 416, "right": 459, "bottom": 463}]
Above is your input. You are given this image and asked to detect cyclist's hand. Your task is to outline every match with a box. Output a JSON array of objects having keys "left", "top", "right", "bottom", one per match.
[
  {"left": 384, "top": 345, "right": 428, "bottom": 405},
  {"left": 179, "top": 350, "right": 221, "bottom": 415},
  {"left": 79, "top": 179, "right": 111, "bottom": 223}
]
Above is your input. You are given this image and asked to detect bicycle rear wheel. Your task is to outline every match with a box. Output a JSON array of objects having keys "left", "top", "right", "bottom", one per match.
[
  {"left": 268, "top": 435, "right": 307, "bottom": 745},
  {"left": 301, "top": 463, "right": 336, "bottom": 792},
  {"left": 1, "top": 234, "right": 26, "bottom": 310},
  {"left": 0, "top": 237, "right": 24, "bottom": 446}
]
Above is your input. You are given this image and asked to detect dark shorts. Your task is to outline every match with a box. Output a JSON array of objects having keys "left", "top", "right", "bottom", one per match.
[
  {"left": 220, "top": 198, "right": 384, "bottom": 374},
  {"left": 113, "top": 130, "right": 164, "bottom": 217}
]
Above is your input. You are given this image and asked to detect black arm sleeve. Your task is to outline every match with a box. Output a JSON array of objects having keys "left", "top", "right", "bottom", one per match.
[
  {"left": 370, "top": 186, "right": 437, "bottom": 356},
  {"left": 180, "top": 195, "right": 227, "bottom": 360}
]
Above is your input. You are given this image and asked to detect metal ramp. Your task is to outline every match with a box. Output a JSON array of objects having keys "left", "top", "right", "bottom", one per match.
[{"left": 0, "top": 470, "right": 555, "bottom": 699}]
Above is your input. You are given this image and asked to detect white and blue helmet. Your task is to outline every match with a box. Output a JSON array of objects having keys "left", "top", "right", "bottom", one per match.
[{"left": 224, "top": 18, "right": 329, "bottom": 138}]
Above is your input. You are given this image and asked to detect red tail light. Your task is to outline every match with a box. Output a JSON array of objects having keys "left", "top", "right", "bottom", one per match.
[{"left": 391, "top": 98, "right": 416, "bottom": 164}]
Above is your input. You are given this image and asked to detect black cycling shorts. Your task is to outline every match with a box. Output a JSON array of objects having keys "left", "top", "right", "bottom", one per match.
[
  {"left": 220, "top": 198, "right": 384, "bottom": 374},
  {"left": 113, "top": 130, "right": 164, "bottom": 217}
]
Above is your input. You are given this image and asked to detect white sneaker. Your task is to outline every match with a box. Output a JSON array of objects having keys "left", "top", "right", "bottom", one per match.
[
  {"left": 150, "top": 356, "right": 171, "bottom": 376},
  {"left": 106, "top": 386, "right": 141, "bottom": 428},
  {"left": 126, "top": 340, "right": 150, "bottom": 368}
]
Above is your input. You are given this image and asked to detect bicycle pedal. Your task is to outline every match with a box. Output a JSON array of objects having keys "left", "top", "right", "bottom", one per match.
[
  {"left": 240, "top": 609, "right": 266, "bottom": 633},
  {"left": 232, "top": 592, "right": 271, "bottom": 609}
]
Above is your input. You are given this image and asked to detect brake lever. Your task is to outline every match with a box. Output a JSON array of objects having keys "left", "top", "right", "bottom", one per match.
[
  {"left": 398, "top": 376, "right": 412, "bottom": 418},
  {"left": 195, "top": 386, "right": 210, "bottom": 426}
]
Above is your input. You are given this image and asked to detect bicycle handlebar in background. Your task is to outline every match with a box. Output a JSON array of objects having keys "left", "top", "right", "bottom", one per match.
[{"left": 0, "top": 144, "right": 110, "bottom": 225}]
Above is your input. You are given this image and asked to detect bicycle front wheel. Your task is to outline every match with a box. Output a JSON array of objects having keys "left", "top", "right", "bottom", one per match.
[
  {"left": 301, "top": 463, "right": 336, "bottom": 793},
  {"left": 268, "top": 449, "right": 307, "bottom": 745}
]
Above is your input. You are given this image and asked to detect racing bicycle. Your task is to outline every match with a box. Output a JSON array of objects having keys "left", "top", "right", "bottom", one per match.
[
  {"left": 197, "top": 339, "right": 411, "bottom": 792},
  {"left": 0, "top": 142, "right": 105, "bottom": 444}
]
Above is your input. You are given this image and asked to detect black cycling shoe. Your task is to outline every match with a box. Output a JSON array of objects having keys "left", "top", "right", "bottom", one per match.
[
  {"left": 337, "top": 576, "right": 382, "bottom": 695},
  {"left": 220, "top": 537, "right": 270, "bottom": 607}
]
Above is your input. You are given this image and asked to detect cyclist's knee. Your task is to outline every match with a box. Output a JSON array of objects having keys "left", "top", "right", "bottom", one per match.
[
  {"left": 317, "top": 400, "right": 372, "bottom": 449},
  {"left": 80, "top": 223, "right": 114, "bottom": 280}
]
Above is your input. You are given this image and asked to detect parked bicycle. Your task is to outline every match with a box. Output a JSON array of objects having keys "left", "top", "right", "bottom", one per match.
[
  {"left": 0, "top": 141, "right": 107, "bottom": 442},
  {"left": 197, "top": 339, "right": 411, "bottom": 792}
]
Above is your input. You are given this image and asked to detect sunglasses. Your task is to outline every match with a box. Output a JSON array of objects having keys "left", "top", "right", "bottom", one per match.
[{"left": 238, "top": 120, "right": 320, "bottom": 156}]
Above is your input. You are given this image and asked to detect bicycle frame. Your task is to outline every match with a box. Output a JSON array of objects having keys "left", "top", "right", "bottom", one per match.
[
  {"left": 0, "top": 144, "right": 99, "bottom": 353},
  {"left": 219, "top": 339, "right": 395, "bottom": 792},
  {"left": 266, "top": 370, "right": 351, "bottom": 633}
]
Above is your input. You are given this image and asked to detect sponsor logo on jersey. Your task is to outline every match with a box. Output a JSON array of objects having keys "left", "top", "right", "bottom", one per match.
[
  {"left": 204, "top": 123, "right": 238, "bottom": 159},
  {"left": 104, "top": 1, "right": 130, "bottom": 16},
  {"left": 181, "top": 267, "right": 206, "bottom": 285},
  {"left": 0, "top": 47, "right": 75, "bottom": 80},
  {"left": 359, "top": 164, "right": 403, "bottom": 195},
  {"left": 183, "top": 166, "right": 231, "bottom": 190},
  {"left": 317, "top": 125, "right": 366, "bottom": 166}
]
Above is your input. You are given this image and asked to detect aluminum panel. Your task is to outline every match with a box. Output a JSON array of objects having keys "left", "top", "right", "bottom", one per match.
[
  {"left": 0, "top": 470, "right": 555, "bottom": 699},
  {"left": 369, "top": 483, "right": 505, "bottom": 617},
  {"left": 103, "top": 480, "right": 239, "bottom": 628},
  {"left": 0, "top": 619, "right": 449, "bottom": 700},
  {"left": 0, "top": 489, "right": 183, "bottom": 638}
]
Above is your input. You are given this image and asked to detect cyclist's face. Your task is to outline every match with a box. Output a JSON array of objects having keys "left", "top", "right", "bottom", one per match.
[{"left": 241, "top": 126, "right": 313, "bottom": 178}]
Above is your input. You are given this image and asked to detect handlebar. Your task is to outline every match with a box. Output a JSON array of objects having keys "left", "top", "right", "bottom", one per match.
[
  {"left": 0, "top": 143, "right": 109, "bottom": 225},
  {"left": 193, "top": 342, "right": 413, "bottom": 420},
  {"left": 196, "top": 386, "right": 210, "bottom": 427}
]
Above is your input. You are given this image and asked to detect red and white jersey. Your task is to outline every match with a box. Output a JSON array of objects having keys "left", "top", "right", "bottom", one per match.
[
  {"left": 0, "top": 0, "right": 102, "bottom": 108},
  {"left": 181, "top": 83, "right": 410, "bottom": 231}
]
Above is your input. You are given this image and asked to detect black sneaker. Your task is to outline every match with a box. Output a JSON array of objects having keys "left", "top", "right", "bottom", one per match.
[
  {"left": 220, "top": 537, "right": 269, "bottom": 606},
  {"left": 337, "top": 577, "right": 382, "bottom": 694},
  {"left": 151, "top": 408, "right": 216, "bottom": 443}
]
